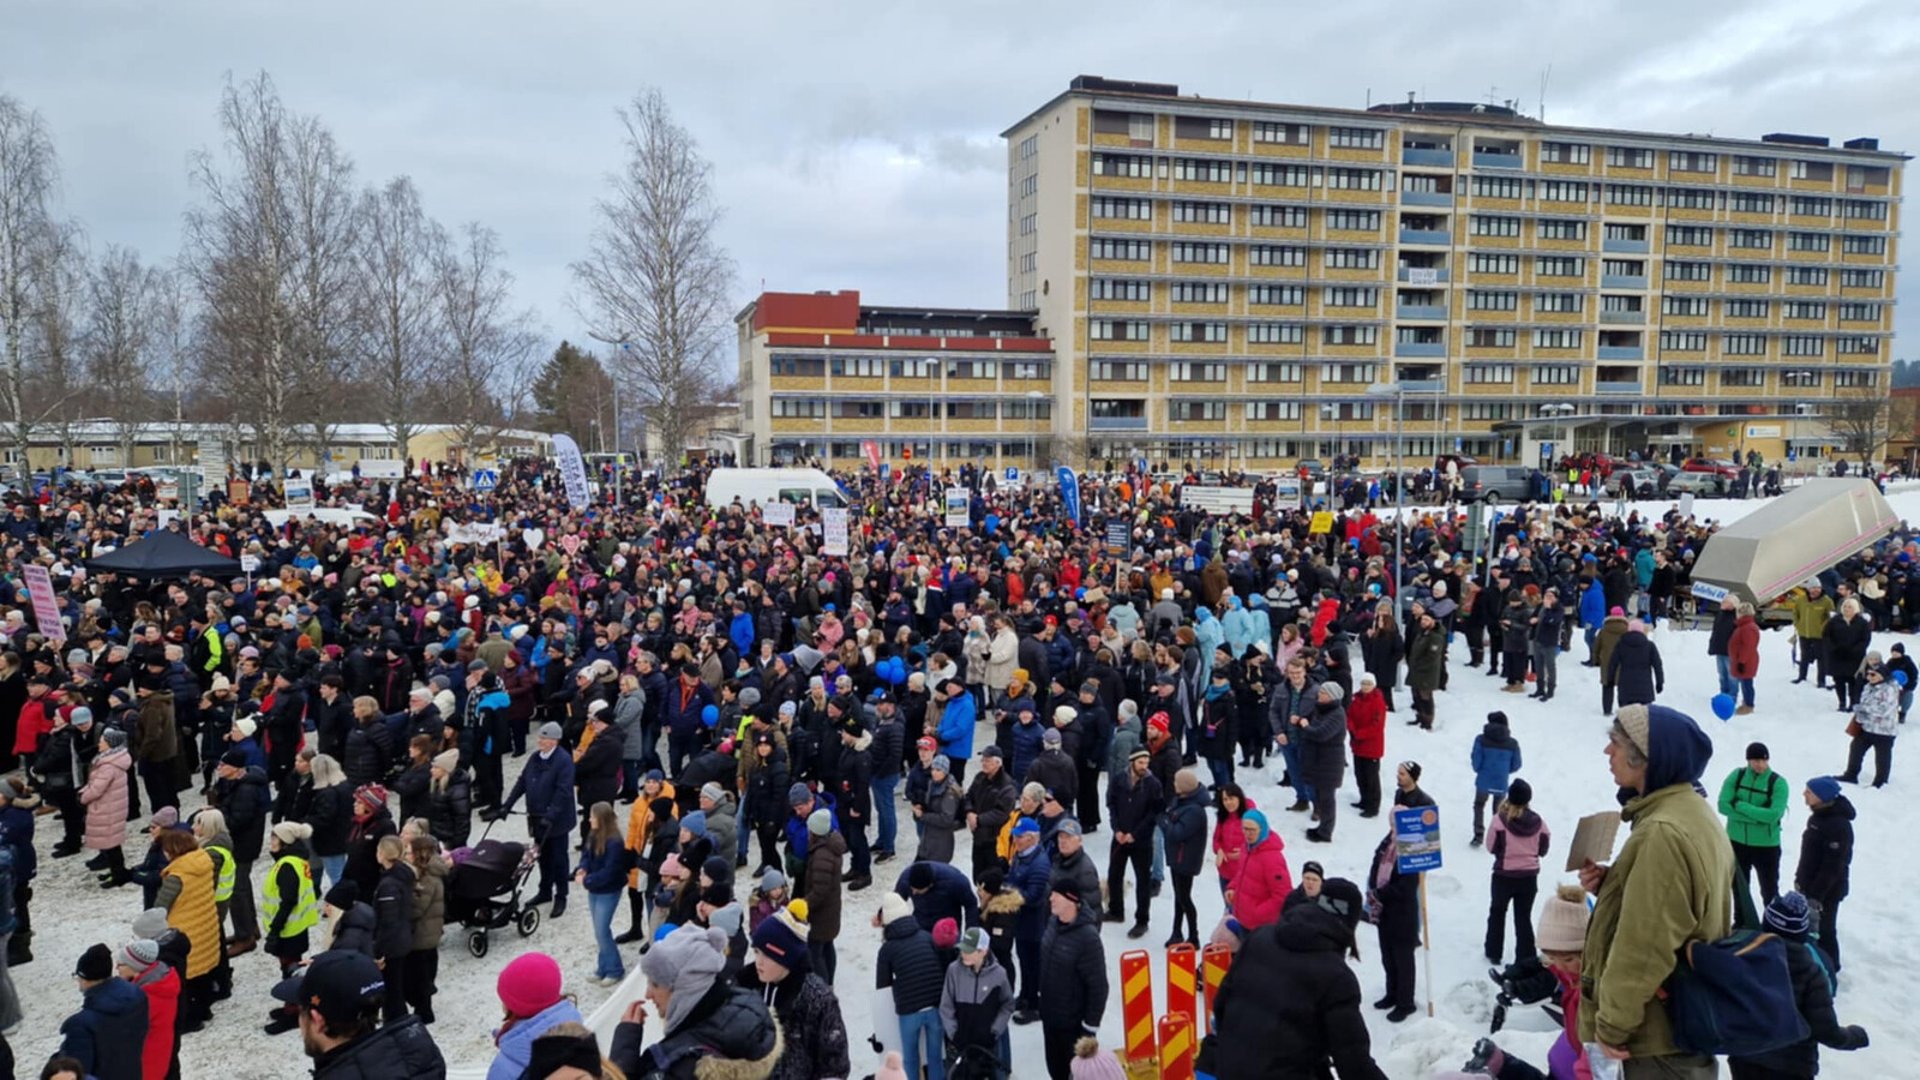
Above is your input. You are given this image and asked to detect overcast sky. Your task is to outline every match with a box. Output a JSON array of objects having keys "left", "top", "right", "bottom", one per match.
[{"left": 5, "top": 0, "right": 1918, "bottom": 357}]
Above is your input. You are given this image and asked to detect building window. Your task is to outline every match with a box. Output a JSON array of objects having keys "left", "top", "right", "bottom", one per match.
[
  {"left": 890, "top": 357, "right": 935, "bottom": 378},
  {"left": 1006, "top": 360, "right": 1051, "bottom": 380},
  {"left": 1467, "top": 328, "right": 1516, "bottom": 348},
  {"left": 1092, "top": 278, "right": 1152, "bottom": 301},
  {"left": 1169, "top": 281, "right": 1228, "bottom": 304},
  {"left": 947, "top": 360, "right": 998, "bottom": 379},
  {"left": 1247, "top": 322, "right": 1305, "bottom": 344},
  {"left": 1788, "top": 196, "right": 1832, "bottom": 217},
  {"left": 1722, "top": 333, "right": 1768, "bottom": 356},
  {"left": 1170, "top": 201, "right": 1232, "bottom": 224},
  {"left": 1537, "top": 218, "right": 1587, "bottom": 240},
  {"left": 1722, "top": 368, "right": 1766, "bottom": 387},
  {"left": 1172, "top": 158, "right": 1232, "bottom": 183},
  {"left": 1246, "top": 401, "right": 1304, "bottom": 420},
  {"left": 1667, "top": 188, "right": 1716, "bottom": 210},
  {"left": 1462, "top": 402, "right": 1516, "bottom": 420},
  {"left": 1092, "top": 361, "right": 1148, "bottom": 381},
  {"left": 1249, "top": 362, "right": 1303, "bottom": 382},
  {"left": 1322, "top": 286, "right": 1378, "bottom": 307},
  {"left": 1838, "top": 302, "right": 1882, "bottom": 321},
  {"left": 1732, "top": 155, "right": 1777, "bottom": 177},
  {"left": 1664, "top": 225, "right": 1711, "bottom": 246},
  {"left": 1324, "top": 167, "right": 1384, "bottom": 190},
  {"left": 1840, "top": 268, "right": 1884, "bottom": 288},
  {"left": 1091, "top": 197, "right": 1152, "bottom": 220},
  {"left": 1532, "top": 328, "right": 1582, "bottom": 349},
  {"left": 1322, "top": 248, "right": 1380, "bottom": 270},
  {"left": 1002, "top": 399, "right": 1052, "bottom": 420},
  {"left": 1659, "top": 331, "right": 1708, "bottom": 351},
  {"left": 1783, "top": 336, "right": 1825, "bottom": 357},
  {"left": 1728, "top": 229, "right": 1773, "bottom": 249},
  {"left": 1669, "top": 150, "right": 1717, "bottom": 172},
  {"left": 830, "top": 356, "right": 885, "bottom": 377},
  {"left": 1726, "top": 263, "right": 1772, "bottom": 284},
  {"left": 1089, "top": 319, "right": 1149, "bottom": 341},
  {"left": 1539, "top": 181, "right": 1588, "bottom": 202},
  {"left": 1462, "top": 364, "right": 1515, "bottom": 384},
  {"left": 1321, "top": 326, "right": 1378, "bottom": 346},
  {"left": 1789, "top": 160, "right": 1834, "bottom": 181},
  {"left": 1090, "top": 238, "right": 1151, "bottom": 260},
  {"left": 888, "top": 401, "right": 934, "bottom": 419},
  {"left": 1788, "top": 232, "right": 1831, "bottom": 252},
  {"left": 1469, "top": 252, "right": 1520, "bottom": 274},
  {"left": 1664, "top": 261, "right": 1711, "bottom": 282},
  {"left": 1843, "top": 199, "right": 1889, "bottom": 221},
  {"left": 1534, "top": 292, "right": 1584, "bottom": 313},
  {"left": 1471, "top": 176, "right": 1525, "bottom": 199},
  {"left": 1467, "top": 290, "right": 1518, "bottom": 311},
  {"left": 837, "top": 401, "right": 883, "bottom": 419},
  {"left": 1019, "top": 214, "right": 1036, "bottom": 236},
  {"left": 1092, "top": 153, "right": 1152, "bottom": 178},
  {"left": 1531, "top": 365, "right": 1579, "bottom": 384},
  {"left": 1782, "top": 300, "right": 1827, "bottom": 320},
  {"left": 1605, "top": 146, "right": 1653, "bottom": 169},
  {"left": 1250, "top": 205, "right": 1309, "bottom": 228},
  {"left": 1169, "top": 362, "right": 1227, "bottom": 381},
  {"left": 1724, "top": 299, "right": 1770, "bottom": 319},
  {"left": 1248, "top": 284, "right": 1306, "bottom": 305},
  {"left": 1541, "top": 141, "right": 1591, "bottom": 164},
  {"left": 1834, "top": 370, "right": 1878, "bottom": 387},
  {"left": 1206, "top": 118, "right": 1233, "bottom": 140},
  {"left": 1169, "top": 323, "right": 1229, "bottom": 343},
  {"left": 1251, "top": 122, "right": 1308, "bottom": 144},
  {"left": 769, "top": 355, "right": 826, "bottom": 377},
  {"left": 1836, "top": 337, "right": 1881, "bottom": 355},
  {"left": 1171, "top": 242, "right": 1230, "bottom": 264},
  {"left": 1662, "top": 295, "right": 1709, "bottom": 317},
  {"left": 1470, "top": 215, "right": 1521, "bottom": 237},
  {"left": 1170, "top": 401, "right": 1228, "bottom": 421},
  {"left": 1320, "top": 362, "right": 1378, "bottom": 382},
  {"left": 1535, "top": 256, "right": 1584, "bottom": 277},
  {"left": 1660, "top": 366, "right": 1707, "bottom": 386},
  {"left": 1606, "top": 183, "right": 1654, "bottom": 206},
  {"left": 1327, "top": 126, "right": 1385, "bottom": 149},
  {"left": 1126, "top": 114, "right": 1153, "bottom": 143},
  {"left": 1601, "top": 258, "right": 1645, "bottom": 278},
  {"left": 771, "top": 399, "right": 827, "bottom": 418},
  {"left": 1323, "top": 208, "right": 1381, "bottom": 230},
  {"left": 1250, "top": 163, "right": 1311, "bottom": 187},
  {"left": 1787, "top": 266, "right": 1831, "bottom": 286},
  {"left": 1842, "top": 235, "right": 1887, "bottom": 255},
  {"left": 1249, "top": 245, "right": 1307, "bottom": 267}
]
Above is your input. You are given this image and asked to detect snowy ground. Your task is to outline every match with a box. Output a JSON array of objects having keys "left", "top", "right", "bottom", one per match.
[{"left": 13, "top": 487, "right": 1919, "bottom": 1078}]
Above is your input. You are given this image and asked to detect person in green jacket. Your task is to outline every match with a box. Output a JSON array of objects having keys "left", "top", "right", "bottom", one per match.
[
  {"left": 1717, "top": 740, "right": 1788, "bottom": 930},
  {"left": 1788, "top": 582, "right": 1836, "bottom": 688},
  {"left": 1578, "top": 703, "right": 1732, "bottom": 1078}
]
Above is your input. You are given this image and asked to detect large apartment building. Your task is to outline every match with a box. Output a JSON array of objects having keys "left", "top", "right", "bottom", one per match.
[{"left": 1004, "top": 75, "right": 1906, "bottom": 468}]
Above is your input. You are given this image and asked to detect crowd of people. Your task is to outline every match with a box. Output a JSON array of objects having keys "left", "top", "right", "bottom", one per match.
[{"left": 0, "top": 453, "right": 1896, "bottom": 1079}]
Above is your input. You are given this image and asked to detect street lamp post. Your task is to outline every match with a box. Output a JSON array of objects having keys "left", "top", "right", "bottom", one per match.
[
  {"left": 1540, "top": 403, "right": 1574, "bottom": 486},
  {"left": 1026, "top": 390, "right": 1045, "bottom": 475},
  {"left": 1368, "top": 380, "right": 1443, "bottom": 610}
]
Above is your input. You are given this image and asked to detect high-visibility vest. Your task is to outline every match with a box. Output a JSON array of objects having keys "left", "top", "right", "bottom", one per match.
[
  {"left": 201, "top": 626, "right": 224, "bottom": 672},
  {"left": 261, "top": 855, "right": 319, "bottom": 937},
  {"left": 205, "top": 845, "right": 235, "bottom": 904}
]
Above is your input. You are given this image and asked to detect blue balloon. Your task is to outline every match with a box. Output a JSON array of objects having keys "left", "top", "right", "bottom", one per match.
[
  {"left": 701, "top": 704, "right": 720, "bottom": 727},
  {"left": 1896, "top": 670, "right": 1911, "bottom": 688},
  {"left": 1710, "top": 693, "right": 1736, "bottom": 721}
]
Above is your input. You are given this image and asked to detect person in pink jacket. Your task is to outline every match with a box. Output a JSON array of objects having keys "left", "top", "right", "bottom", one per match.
[
  {"left": 80, "top": 728, "right": 135, "bottom": 887},
  {"left": 1226, "top": 808, "right": 1292, "bottom": 931},
  {"left": 1209, "top": 784, "right": 1254, "bottom": 897}
]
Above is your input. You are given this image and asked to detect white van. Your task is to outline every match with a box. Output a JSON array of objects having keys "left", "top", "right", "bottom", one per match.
[{"left": 704, "top": 468, "right": 847, "bottom": 510}]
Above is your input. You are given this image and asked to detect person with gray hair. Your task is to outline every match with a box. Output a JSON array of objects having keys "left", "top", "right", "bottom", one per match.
[{"left": 610, "top": 923, "right": 781, "bottom": 1077}]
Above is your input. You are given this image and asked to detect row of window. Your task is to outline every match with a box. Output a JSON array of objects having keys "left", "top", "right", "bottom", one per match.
[
  {"left": 774, "top": 399, "right": 1055, "bottom": 419},
  {"left": 1655, "top": 332, "right": 1879, "bottom": 356},
  {"left": 769, "top": 356, "right": 1053, "bottom": 379},
  {"left": 1460, "top": 179, "right": 1887, "bottom": 218},
  {"left": 1457, "top": 292, "right": 1883, "bottom": 322},
  {"left": 1092, "top": 320, "right": 1380, "bottom": 344}
]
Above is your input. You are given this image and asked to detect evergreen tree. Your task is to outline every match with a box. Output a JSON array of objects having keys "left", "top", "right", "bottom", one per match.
[{"left": 531, "top": 340, "right": 615, "bottom": 448}]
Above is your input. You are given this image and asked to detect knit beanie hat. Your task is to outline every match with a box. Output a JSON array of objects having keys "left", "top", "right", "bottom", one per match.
[
  {"left": 933, "top": 917, "right": 959, "bottom": 950},
  {"left": 807, "top": 808, "right": 832, "bottom": 837},
  {"left": 1764, "top": 891, "right": 1812, "bottom": 939},
  {"left": 700, "top": 782, "right": 726, "bottom": 805},
  {"left": 758, "top": 867, "right": 787, "bottom": 894},
  {"left": 640, "top": 924, "right": 728, "bottom": 1031},
  {"left": 132, "top": 908, "right": 169, "bottom": 941},
  {"left": 102, "top": 727, "right": 128, "bottom": 750},
  {"left": 431, "top": 749, "right": 459, "bottom": 774},
  {"left": 749, "top": 904, "right": 811, "bottom": 971},
  {"left": 496, "top": 952, "right": 564, "bottom": 1018},
  {"left": 879, "top": 892, "right": 912, "bottom": 926},
  {"left": 680, "top": 811, "right": 708, "bottom": 839},
  {"left": 524, "top": 1028, "right": 605, "bottom": 1080},
  {"left": 1070, "top": 1036, "right": 1130, "bottom": 1080},
  {"left": 75, "top": 943, "right": 113, "bottom": 981},
  {"left": 119, "top": 938, "right": 160, "bottom": 971},
  {"left": 878, "top": 1050, "right": 910, "bottom": 1080},
  {"left": 789, "top": 782, "right": 813, "bottom": 807},
  {"left": 354, "top": 784, "right": 388, "bottom": 814},
  {"left": 1806, "top": 776, "right": 1842, "bottom": 805},
  {"left": 700, "top": 882, "right": 733, "bottom": 908},
  {"left": 1535, "top": 884, "right": 1592, "bottom": 953},
  {"left": 324, "top": 880, "right": 359, "bottom": 910}
]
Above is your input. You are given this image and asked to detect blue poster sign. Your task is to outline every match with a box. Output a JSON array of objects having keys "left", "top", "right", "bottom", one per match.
[
  {"left": 879, "top": 463, "right": 891, "bottom": 484},
  {"left": 472, "top": 469, "right": 498, "bottom": 492},
  {"left": 1005, "top": 466, "right": 1019, "bottom": 482},
  {"left": 1057, "top": 465, "right": 1081, "bottom": 526},
  {"left": 1393, "top": 805, "right": 1443, "bottom": 874}
]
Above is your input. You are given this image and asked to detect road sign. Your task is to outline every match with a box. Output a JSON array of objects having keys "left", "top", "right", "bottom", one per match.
[
  {"left": 472, "top": 469, "right": 498, "bottom": 492},
  {"left": 1394, "top": 806, "right": 1443, "bottom": 874},
  {"left": 1005, "top": 467, "right": 1019, "bottom": 482}
]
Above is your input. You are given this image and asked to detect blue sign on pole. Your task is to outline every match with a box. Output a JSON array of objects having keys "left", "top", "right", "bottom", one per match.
[
  {"left": 879, "top": 463, "right": 891, "bottom": 484},
  {"left": 1393, "top": 806, "right": 1443, "bottom": 874},
  {"left": 472, "top": 469, "right": 498, "bottom": 492},
  {"left": 1005, "top": 466, "right": 1019, "bottom": 482}
]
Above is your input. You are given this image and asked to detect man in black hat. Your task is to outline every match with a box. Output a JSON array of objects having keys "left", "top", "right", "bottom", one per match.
[
  {"left": 55, "top": 942, "right": 148, "bottom": 1080},
  {"left": 271, "top": 949, "right": 445, "bottom": 1078},
  {"left": 1037, "top": 879, "right": 1107, "bottom": 1080}
]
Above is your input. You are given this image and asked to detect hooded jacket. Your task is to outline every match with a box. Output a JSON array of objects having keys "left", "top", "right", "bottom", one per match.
[
  {"left": 80, "top": 745, "right": 134, "bottom": 852},
  {"left": 1795, "top": 795, "right": 1855, "bottom": 906},
  {"left": 1231, "top": 824, "right": 1293, "bottom": 931},
  {"left": 1038, "top": 899, "right": 1108, "bottom": 1034},
  {"left": 1469, "top": 722, "right": 1522, "bottom": 795},
  {"left": 313, "top": 1013, "right": 447, "bottom": 1080},
  {"left": 57, "top": 975, "right": 149, "bottom": 1080},
  {"left": 1577, "top": 705, "right": 1733, "bottom": 1057},
  {"left": 1605, "top": 630, "right": 1663, "bottom": 706},
  {"left": 1487, "top": 808, "right": 1550, "bottom": 877}
]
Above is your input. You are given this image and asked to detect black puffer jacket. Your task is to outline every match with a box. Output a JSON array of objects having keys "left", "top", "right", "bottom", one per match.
[
  {"left": 1605, "top": 630, "right": 1664, "bottom": 707},
  {"left": 1037, "top": 900, "right": 1107, "bottom": 1034},
  {"left": 344, "top": 719, "right": 393, "bottom": 787},
  {"left": 876, "top": 915, "right": 946, "bottom": 1014},
  {"left": 1728, "top": 933, "right": 1867, "bottom": 1076},
  {"left": 427, "top": 770, "right": 472, "bottom": 851},
  {"left": 217, "top": 766, "right": 273, "bottom": 861},
  {"left": 1197, "top": 899, "right": 1387, "bottom": 1080},
  {"left": 611, "top": 980, "right": 783, "bottom": 1080},
  {"left": 307, "top": 783, "right": 354, "bottom": 858},
  {"left": 758, "top": 970, "right": 848, "bottom": 1080},
  {"left": 329, "top": 901, "right": 377, "bottom": 957},
  {"left": 312, "top": 1015, "right": 447, "bottom": 1079},
  {"left": 1795, "top": 796, "right": 1855, "bottom": 905}
]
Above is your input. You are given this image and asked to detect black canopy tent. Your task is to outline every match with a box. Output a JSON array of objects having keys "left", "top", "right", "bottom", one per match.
[{"left": 84, "top": 530, "right": 243, "bottom": 579}]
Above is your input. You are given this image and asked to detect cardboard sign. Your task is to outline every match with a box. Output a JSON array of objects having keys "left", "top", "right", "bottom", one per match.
[
  {"left": 1565, "top": 811, "right": 1623, "bottom": 872},
  {"left": 762, "top": 502, "right": 796, "bottom": 528},
  {"left": 447, "top": 522, "right": 506, "bottom": 546},
  {"left": 1179, "top": 486, "right": 1256, "bottom": 515},
  {"left": 822, "top": 507, "right": 850, "bottom": 556},
  {"left": 1393, "top": 805, "right": 1443, "bottom": 874}
]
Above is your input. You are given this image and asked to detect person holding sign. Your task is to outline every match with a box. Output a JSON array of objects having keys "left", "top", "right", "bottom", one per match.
[{"left": 1365, "top": 762, "right": 1432, "bottom": 1023}]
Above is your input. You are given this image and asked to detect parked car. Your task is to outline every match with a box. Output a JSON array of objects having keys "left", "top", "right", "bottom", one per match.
[
  {"left": 1682, "top": 458, "right": 1739, "bottom": 478},
  {"left": 1668, "top": 471, "right": 1727, "bottom": 498},
  {"left": 1608, "top": 469, "right": 1660, "bottom": 499},
  {"left": 1294, "top": 458, "right": 1326, "bottom": 483},
  {"left": 1460, "top": 465, "right": 1535, "bottom": 502}
]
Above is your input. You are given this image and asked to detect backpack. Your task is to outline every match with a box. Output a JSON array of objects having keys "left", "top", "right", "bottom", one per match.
[{"left": 1667, "top": 930, "right": 1809, "bottom": 1057}]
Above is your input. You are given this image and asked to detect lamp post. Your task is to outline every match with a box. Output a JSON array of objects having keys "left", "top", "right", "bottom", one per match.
[
  {"left": 1026, "top": 390, "right": 1045, "bottom": 475},
  {"left": 1540, "top": 402, "right": 1574, "bottom": 480},
  {"left": 1367, "top": 380, "right": 1443, "bottom": 610}
]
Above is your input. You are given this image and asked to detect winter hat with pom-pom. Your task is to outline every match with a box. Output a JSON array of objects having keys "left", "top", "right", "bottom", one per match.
[
  {"left": 1071, "top": 1036, "right": 1129, "bottom": 1080},
  {"left": 877, "top": 1050, "right": 909, "bottom": 1080},
  {"left": 1536, "top": 884, "right": 1592, "bottom": 953}
]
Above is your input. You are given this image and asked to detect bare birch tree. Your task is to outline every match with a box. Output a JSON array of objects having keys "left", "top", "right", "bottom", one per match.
[
  {"left": 353, "top": 176, "right": 437, "bottom": 462},
  {"left": 83, "top": 245, "right": 161, "bottom": 464},
  {"left": 284, "top": 114, "right": 359, "bottom": 474},
  {"left": 433, "top": 220, "right": 540, "bottom": 462},
  {"left": 571, "top": 88, "right": 734, "bottom": 465},
  {"left": 28, "top": 220, "right": 87, "bottom": 468},
  {"left": 0, "top": 95, "right": 60, "bottom": 475}
]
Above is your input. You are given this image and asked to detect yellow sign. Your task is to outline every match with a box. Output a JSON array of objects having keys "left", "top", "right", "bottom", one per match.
[{"left": 1309, "top": 511, "right": 1335, "bottom": 534}]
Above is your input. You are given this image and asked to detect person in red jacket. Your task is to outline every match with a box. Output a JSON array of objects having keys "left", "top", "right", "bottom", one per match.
[
  {"left": 11, "top": 676, "right": 53, "bottom": 761},
  {"left": 1728, "top": 602, "right": 1761, "bottom": 715},
  {"left": 118, "top": 938, "right": 180, "bottom": 1080},
  {"left": 1227, "top": 808, "right": 1292, "bottom": 931},
  {"left": 1346, "top": 674, "right": 1386, "bottom": 818},
  {"left": 1309, "top": 598, "right": 1341, "bottom": 648}
]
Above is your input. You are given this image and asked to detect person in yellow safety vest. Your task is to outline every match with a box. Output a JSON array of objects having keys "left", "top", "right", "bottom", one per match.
[
  {"left": 261, "top": 822, "right": 320, "bottom": 1032},
  {"left": 193, "top": 612, "right": 224, "bottom": 683},
  {"left": 190, "top": 807, "right": 240, "bottom": 997}
]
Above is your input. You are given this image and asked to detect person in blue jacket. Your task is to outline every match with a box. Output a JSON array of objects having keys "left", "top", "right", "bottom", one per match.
[
  {"left": 894, "top": 859, "right": 982, "bottom": 933},
  {"left": 1469, "top": 712, "right": 1522, "bottom": 847},
  {"left": 1580, "top": 576, "right": 1608, "bottom": 665},
  {"left": 495, "top": 722, "right": 576, "bottom": 918},
  {"left": 659, "top": 665, "right": 716, "bottom": 775},
  {"left": 728, "top": 597, "right": 757, "bottom": 659},
  {"left": 782, "top": 783, "right": 839, "bottom": 880},
  {"left": 56, "top": 943, "right": 148, "bottom": 1080},
  {"left": 936, "top": 680, "right": 978, "bottom": 785}
]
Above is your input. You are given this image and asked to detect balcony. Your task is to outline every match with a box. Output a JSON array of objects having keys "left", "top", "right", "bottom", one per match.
[
  {"left": 1402, "top": 148, "right": 1454, "bottom": 168},
  {"left": 1602, "top": 237, "right": 1651, "bottom": 254},
  {"left": 1089, "top": 415, "right": 1149, "bottom": 431},
  {"left": 1596, "top": 379, "right": 1642, "bottom": 394},
  {"left": 1599, "top": 310, "right": 1647, "bottom": 325},
  {"left": 1398, "top": 228, "right": 1452, "bottom": 246},
  {"left": 1400, "top": 189, "right": 1453, "bottom": 208},
  {"left": 1394, "top": 341, "right": 1447, "bottom": 358},
  {"left": 1472, "top": 152, "right": 1523, "bottom": 170},
  {"left": 1396, "top": 304, "right": 1447, "bottom": 321},
  {"left": 1598, "top": 345, "right": 1645, "bottom": 361},
  {"left": 1601, "top": 274, "right": 1648, "bottom": 290},
  {"left": 1396, "top": 266, "right": 1450, "bottom": 284}
]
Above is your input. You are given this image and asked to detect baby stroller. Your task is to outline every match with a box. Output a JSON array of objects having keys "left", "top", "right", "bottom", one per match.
[{"left": 448, "top": 825, "right": 542, "bottom": 957}]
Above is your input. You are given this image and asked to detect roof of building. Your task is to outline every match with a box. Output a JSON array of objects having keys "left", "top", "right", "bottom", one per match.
[{"left": 1003, "top": 75, "right": 1910, "bottom": 162}]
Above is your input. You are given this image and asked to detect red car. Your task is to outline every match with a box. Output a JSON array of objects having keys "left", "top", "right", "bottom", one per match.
[{"left": 1682, "top": 458, "right": 1739, "bottom": 478}]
